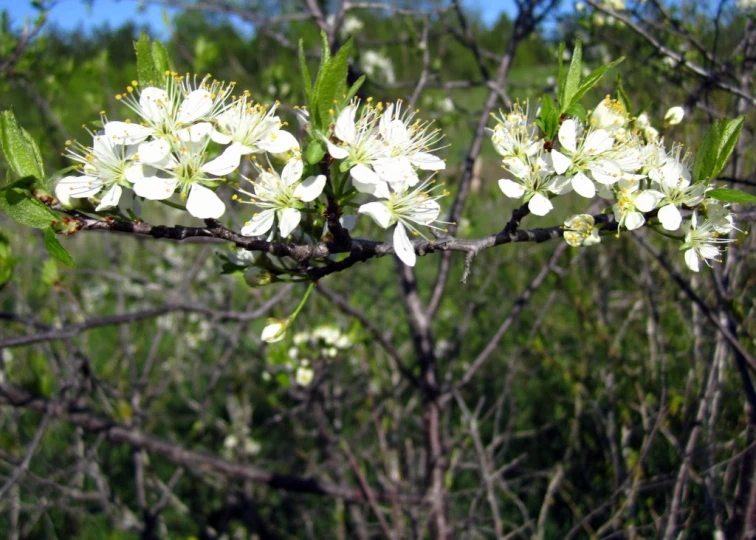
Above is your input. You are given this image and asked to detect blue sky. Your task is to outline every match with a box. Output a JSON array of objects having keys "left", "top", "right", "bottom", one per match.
[{"left": 1, "top": 0, "right": 517, "bottom": 37}]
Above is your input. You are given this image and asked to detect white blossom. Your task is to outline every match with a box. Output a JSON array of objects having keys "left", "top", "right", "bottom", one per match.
[
  {"left": 563, "top": 214, "right": 601, "bottom": 247},
  {"left": 358, "top": 178, "right": 448, "bottom": 266},
  {"left": 498, "top": 155, "right": 565, "bottom": 216},
  {"left": 490, "top": 101, "right": 542, "bottom": 161},
  {"left": 612, "top": 179, "right": 663, "bottom": 231},
  {"left": 663, "top": 106, "right": 685, "bottom": 125},
  {"left": 56, "top": 132, "right": 137, "bottom": 211},
  {"left": 238, "top": 158, "right": 325, "bottom": 238},
  {"left": 681, "top": 213, "right": 734, "bottom": 271},
  {"left": 203, "top": 96, "right": 299, "bottom": 175},
  {"left": 105, "top": 73, "right": 233, "bottom": 151}
]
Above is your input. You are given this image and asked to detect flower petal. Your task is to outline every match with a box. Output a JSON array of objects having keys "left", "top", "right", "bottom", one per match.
[
  {"left": 551, "top": 150, "right": 572, "bottom": 175},
  {"left": 294, "top": 174, "right": 326, "bottom": 202},
  {"left": 624, "top": 211, "right": 645, "bottom": 230},
  {"left": 589, "top": 160, "right": 621, "bottom": 185},
  {"left": 410, "top": 151, "right": 445, "bottom": 171},
  {"left": 334, "top": 105, "right": 357, "bottom": 144},
  {"left": 137, "top": 139, "right": 171, "bottom": 166},
  {"left": 528, "top": 193, "right": 553, "bottom": 216},
  {"left": 178, "top": 122, "right": 213, "bottom": 144},
  {"left": 259, "top": 130, "right": 299, "bottom": 154},
  {"left": 684, "top": 248, "right": 700, "bottom": 272},
  {"left": 186, "top": 184, "right": 226, "bottom": 219},
  {"left": 104, "top": 121, "right": 152, "bottom": 145},
  {"left": 177, "top": 89, "right": 213, "bottom": 124},
  {"left": 211, "top": 129, "right": 232, "bottom": 145},
  {"left": 241, "top": 209, "right": 275, "bottom": 237},
  {"left": 133, "top": 175, "right": 179, "bottom": 200},
  {"left": 277, "top": 207, "right": 301, "bottom": 237},
  {"left": 498, "top": 179, "right": 526, "bottom": 199},
  {"left": 281, "top": 158, "right": 304, "bottom": 186},
  {"left": 584, "top": 129, "right": 613, "bottom": 154},
  {"left": 393, "top": 221, "right": 416, "bottom": 266},
  {"left": 353, "top": 176, "right": 391, "bottom": 199},
  {"left": 657, "top": 203, "right": 682, "bottom": 231},
  {"left": 57, "top": 175, "right": 104, "bottom": 198},
  {"left": 139, "top": 87, "right": 170, "bottom": 123},
  {"left": 326, "top": 140, "right": 349, "bottom": 159},
  {"left": 408, "top": 200, "right": 441, "bottom": 225},
  {"left": 95, "top": 184, "right": 122, "bottom": 211},
  {"left": 571, "top": 172, "right": 596, "bottom": 198},
  {"left": 558, "top": 119, "right": 578, "bottom": 152},
  {"left": 634, "top": 190, "right": 663, "bottom": 213},
  {"left": 358, "top": 201, "right": 394, "bottom": 228},
  {"left": 350, "top": 163, "right": 382, "bottom": 185},
  {"left": 201, "top": 145, "right": 242, "bottom": 176}
]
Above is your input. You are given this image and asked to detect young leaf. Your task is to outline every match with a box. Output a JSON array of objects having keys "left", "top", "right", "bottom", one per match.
[
  {"left": 344, "top": 74, "right": 366, "bottom": 103},
  {"left": 707, "top": 187, "right": 756, "bottom": 204},
  {"left": 538, "top": 95, "right": 559, "bottom": 139},
  {"left": 565, "top": 103, "right": 587, "bottom": 122},
  {"left": 0, "top": 110, "right": 44, "bottom": 183},
  {"left": 320, "top": 31, "right": 331, "bottom": 65},
  {"left": 692, "top": 122, "right": 722, "bottom": 183},
  {"left": 0, "top": 182, "right": 58, "bottom": 228},
  {"left": 712, "top": 116, "right": 745, "bottom": 179},
  {"left": 151, "top": 40, "right": 171, "bottom": 76},
  {"left": 134, "top": 32, "right": 157, "bottom": 87},
  {"left": 44, "top": 227, "right": 75, "bottom": 267},
  {"left": 314, "top": 38, "right": 354, "bottom": 128},
  {"left": 562, "top": 39, "right": 583, "bottom": 111},
  {"left": 299, "top": 39, "right": 313, "bottom": 104},
  {"left": 557, "top": 42, "right": 566, "bottom": 104},
  {"left": 615, "top": 74, "right": 632, "bottom": 116},
  {"left": 565, "top": 57, "right": 624, "bottom": 111}
]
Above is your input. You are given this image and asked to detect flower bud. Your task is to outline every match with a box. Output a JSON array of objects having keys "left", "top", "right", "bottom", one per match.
[
  {"left": 261, "top": 317, "right": 290, "bottom": 343},
  {"left": 663, "top": 106, "right": 685, "bottom": 125},
  {"left": 244, "top": 267, "right": 275, "bottom": 288}
]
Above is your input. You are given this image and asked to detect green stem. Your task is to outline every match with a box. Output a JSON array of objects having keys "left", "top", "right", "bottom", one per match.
[
  {"left": 647, "top": 223, "right": 685, "bottom": 241},
  {"left": 290, "top": 282, "right": 315, "bottom": 320},
  {"left": 156, "top": 198, "right": 186, "bottom": 211}
]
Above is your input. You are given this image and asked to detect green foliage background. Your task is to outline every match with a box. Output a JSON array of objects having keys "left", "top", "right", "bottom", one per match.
[{"left": 0, "top": 1, "right": 754, "bottom": 537}]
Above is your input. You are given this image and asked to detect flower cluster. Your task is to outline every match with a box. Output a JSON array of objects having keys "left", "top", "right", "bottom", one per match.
[
  {"left": 56, "top": 72, "right": 297, "bottom": 219},
  {"left": 490, "top": 95, "right": 738, "bottom": 271},
  {"left": 54, "top": 68, "right": 738, "bottom": 274},
  {"left": 327, "top": 99, "right": 449, "bottom": 266}
]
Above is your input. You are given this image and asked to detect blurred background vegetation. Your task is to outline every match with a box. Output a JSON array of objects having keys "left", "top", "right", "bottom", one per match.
[{"left": 0, "top": 0, "right": 754, "bottom": 538}]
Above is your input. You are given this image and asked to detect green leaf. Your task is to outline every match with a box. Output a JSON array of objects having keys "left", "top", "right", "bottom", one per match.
[
  {"left": 0, "top": 232, "right": 16, "bottom": 287},
  {"left": 615, "top": 74, "right": 632, "bottom": 116},
  {"left": 538, "top": 95, "right": 560, "bottom": 139},
  {"left": 305, "top": 139, "right": 326, "bottom": 165},
  {"left": 562, "top": 39, "right": 582, "bottom": 110},
  {"left": 0, "top": 181, "right": 58, "bottom": 228},
  {"left": 44, "top": 227, "right": 75, "bottom": 267},
  {"left": 565, "top": 103, "right": 587, "bottom": 122},
  {"left": 320, "top": 31, "right": 331, "bottom": 65},
  {"left": 693, "top": 122, "right": 720, "bottom": 183},
  {"left": 707, "top": 187, "right": 756, "bottom": 204},
  {"left": 151, "top": 40, "right": 171, "bottom": 76},
  {"left": 299, "top": 39, "right": 313, "bottom": 105},
  {"left": 314, "top": 38, "right": 353, "bottom": 128},
  {"left": 557, "top": 42, "right": 566, "bottom": 105},
  {"left": 134, "top": 32, "right": 157, "bottom": 87},
  {"left": 565, "top": 57, "right": 624, "bottom": 111},
  {"left": 344, "top": 74, "right": 365, "bottom": 103},
  {"left": 0, "top": 110, "right": 44, "bottom": 184},
  {"left": 712, "top": 116, "right": 745, "bottom": 179}
]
